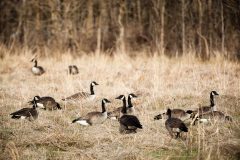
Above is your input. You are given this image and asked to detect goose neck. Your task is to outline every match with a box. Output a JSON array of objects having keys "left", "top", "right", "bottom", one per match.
[
  {"left": 34, "top": 60, "right": 37, "bottom": 67},
  {"left": 128, "top": 96, "right": 133, "bottom": 108},
  {"left": 121, "top": 97, "right": 127, "bottom": 114},
  {"left": 90, "top": 85, "right": 94, "bottom": 95},
  {"left": 102, "top": 101, "right": 106, "bottom": 113},
  {"left": 210, "top": 94, "right": 215, "bottom": 107}
]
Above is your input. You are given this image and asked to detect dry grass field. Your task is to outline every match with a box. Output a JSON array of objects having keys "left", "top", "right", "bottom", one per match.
[{"left": 0, "top": 51, "right": 240, "bottom": 160}]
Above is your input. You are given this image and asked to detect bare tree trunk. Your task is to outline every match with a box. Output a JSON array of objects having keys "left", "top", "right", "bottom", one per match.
[
  {"left": 137, "top": 0, "right": 141, "bottom": 23},
  {"left": 221, "top": 1, "right": 225, "bottom": 56},
  {"left": 117, "top": 0, "right": 125, "bottom": 54},
  {"left": 86, "top": 0, "right": 93, "bottom": 37},
  {"left": 198, "top": 0, "right": 203, "bottom": 58},
  {"left": 181, "top": 0, "right": 185, "bottom": 55},
  {"left": 159, "top": 0, "right": 165, "bottom": 55},
  {"left": 208, "top": 0, "right": 212, "bottom": 58}
]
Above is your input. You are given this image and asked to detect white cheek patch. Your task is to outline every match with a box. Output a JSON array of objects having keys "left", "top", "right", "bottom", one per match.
[
  {"left": 76, "top": 120, "right": 90, "bottom": 126},
  {"left": 103, "top": 99, "right": 106, "bottom": 103},
  {"left": 129, "top": 95, "right": 133, "bottom": 98}
]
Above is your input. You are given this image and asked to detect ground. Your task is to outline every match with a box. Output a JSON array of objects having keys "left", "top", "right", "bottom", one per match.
[{"left": 0, "top": 53, "right": 240, "bottom": 160}]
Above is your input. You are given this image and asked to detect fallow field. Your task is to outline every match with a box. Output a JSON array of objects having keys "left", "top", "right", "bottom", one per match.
[{"left": 0, "top": 51, "right": 240, "bottom": 160}]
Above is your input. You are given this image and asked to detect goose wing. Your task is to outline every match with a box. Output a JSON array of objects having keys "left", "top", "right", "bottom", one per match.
[
  {"left": 62, "top": 92, "right": 90, "bottom": 101},
  {"left": 165, "top": 118, "right": 188, "bottom": 132},
  {"left": 10, "top": 108, "right": 32, "bottom": 117},
  {"left": 171, "top": 109, "right": 186, "bottom": 118},
  {"left": 120, "top": 115, "right": 142, "bottom": 129}
]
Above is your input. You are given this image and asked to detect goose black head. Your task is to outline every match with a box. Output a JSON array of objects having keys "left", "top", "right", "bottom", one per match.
[
  {"left": 211, "top": 91, "right": 219, "bottom": 96},
  {"left": 34, "top": 96, "right": 41, "bottom": 100},
  {"left": 91, "top": 81, "right": 99, "bottom": 86},
  {"left": 154, "top": 114, "right": 162, "bottom": 120},
  {"left": 102, "top": 98, "right": 111, "bottom": 103},
  {"left": 115, "top": 95, "right": 125, "bottom": 100},
  {"left": 166, "top": 109, "right": 171, "bottom": 116},
  {"left": 128, "top": 93, "right": 138, "bottom": 99}
]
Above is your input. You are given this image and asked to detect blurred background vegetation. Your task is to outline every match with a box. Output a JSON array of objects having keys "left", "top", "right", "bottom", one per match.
[{"left": 0, "top": 0, "right": 239, "bottom": 59}]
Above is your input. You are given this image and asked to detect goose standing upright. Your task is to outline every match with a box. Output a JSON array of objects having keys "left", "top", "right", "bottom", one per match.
[
  {"left": 116, "top": 95, "right": 142, "bottom": 134},
  {"left": 164, "top": 109, "right": 188, "bottom": 138},
  {"left": 127, "top": 93, "right": 138, "bottom": 114},
  {"left": 108, "top": 93, "right": 138, "bottom": 120}
]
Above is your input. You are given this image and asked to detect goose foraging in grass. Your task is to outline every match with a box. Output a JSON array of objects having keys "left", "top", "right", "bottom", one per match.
[
  {"left": 28, "top": 96, "right": 61, "bottom": 110},
  {"left": 72, "top": 98, "right": 111, "bottom": 126},
  {"left": 10, "top": 96, "right": 38, "bottom": 121},
  {"left": 154, "top": 109, "right": 192, "bottom": 121},
  {"left": 164, "top": 108, "right": 188, "bottom": 138}
]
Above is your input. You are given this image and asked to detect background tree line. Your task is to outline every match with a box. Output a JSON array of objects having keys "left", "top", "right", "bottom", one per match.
[{"left": 0, "top": 0, "right": 239, "bottom": 59}]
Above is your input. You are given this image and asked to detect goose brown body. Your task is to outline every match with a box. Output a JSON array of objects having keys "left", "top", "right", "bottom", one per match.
[
  {"left": 72, "top": 98, "right": 110, "bottom": 125},
  {"left": 29, "top": 96, "right": 61, "bottom": 110},
  {"left": 116, "top": 95, "right": 142, "bottom": 134},
  {"left": 154, "top": 109, "right": 192, "bottom": 121},
  {"left": 62, "top": 81, "right": 98, "bottom": 101},
  {"left": 31, "top": 59, "right": 45, "bottom": 75},
  {"left": 164, "top": 109, "right": 188, "bottom": 138},
  {"left": 194, "top": 111, "right": 232, "bottom": 124},
  {"left": 10, "top": 97, "right": 38, "bottom": 121}
]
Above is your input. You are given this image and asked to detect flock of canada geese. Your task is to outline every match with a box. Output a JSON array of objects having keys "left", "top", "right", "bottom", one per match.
[{"left": 10, "top": 59, "right": 233, "bottom": 138}]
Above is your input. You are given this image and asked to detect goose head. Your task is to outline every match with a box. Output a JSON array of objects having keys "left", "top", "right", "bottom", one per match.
[
  {"left": 128, "top": 93, "right": 138, "bottom": 99},
  {"left": 91, "top": 81, "right": 99, "bottom": 86},
  {"left": 102, "top": 98, "right": 111, "bottom": 104},
  {"left": 211, "top": 91, "right": 219, "bottom": 96},
  {"left": 115, "top": 95, "right": 125, "bottom": 100}
]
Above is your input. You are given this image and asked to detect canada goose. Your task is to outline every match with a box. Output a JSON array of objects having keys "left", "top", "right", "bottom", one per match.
[
  {"left": 10, "top": 96, "right": 38, "bottom": 121},
  {"left": 31, "top": 59, "right": 45, "bottom": 75},
  {"left": 127, "top": 93, "right": 138, "bottom": 114},
  {"left": 62, "top": 81, "right": 99, "bottom": 101},
  {"left": 69, "top": 65, "right": 79, "bottom": 75},
  {"left": 164, "top": 109, "right": 188, "bottom": 138},
  {"left": 108, "top": 93, "right": 138, "bottom": 120},
  {"left": 154, "top": 109, "right": 192, "bottom": 121},
  {"left": 193, "top": 111, "right": 232, "bottom": 124},
  {"left": 72, "top": 98, "right": 110, "bottom": 125},
  {"left": 190, "top": 91, "right": 219, "bottom": 119},
  {"left": 28, "top": 96, "right": 61, "bottom": 110},
  {"left": 116, "top": 95, "right": 142, "bottom": 134}
]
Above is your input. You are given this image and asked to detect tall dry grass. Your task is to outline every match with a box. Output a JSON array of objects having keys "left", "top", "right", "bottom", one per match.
[{"left": 0, "top": 49, "right": 240, "bottom": 160}]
